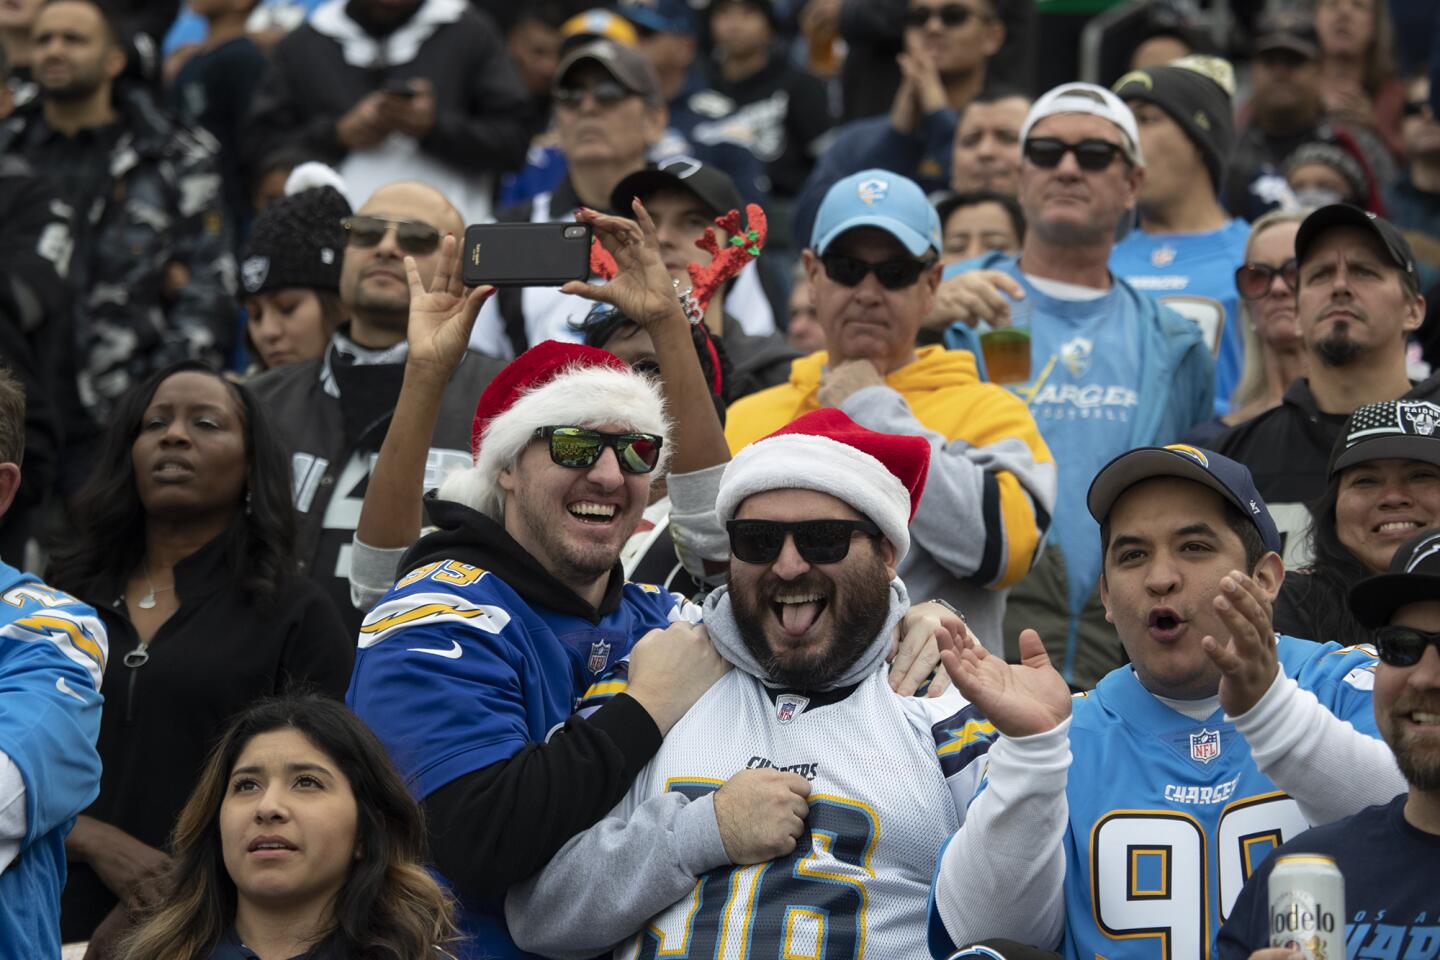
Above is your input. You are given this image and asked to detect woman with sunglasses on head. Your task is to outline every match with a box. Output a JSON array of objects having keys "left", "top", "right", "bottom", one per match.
[
  {"left": 1185, "top": 210, "right": 1311, "bottom": 446},
  {"left": 239, "top": 165, "right": 353, "bottom": 374},
  {"left": 1273, "top": 398, "right": 1440, "bottom": 646},
  {"left": 118, "top": 693, "right": 460, "bottom": 960},
  {"left": 45, "top": 362, "right": 355, "bottom": 958}
]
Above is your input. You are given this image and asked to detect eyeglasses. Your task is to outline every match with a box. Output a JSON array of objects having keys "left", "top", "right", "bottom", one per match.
[
  {"left": 1235, "top": 259, "right": 1299, "bottom": 300},
  {"left": 341, "top": 216, "right": 441, "bottom": 255},
  {"left": 727, "top": 518, "right": 881, "bottom": 565},
  {"left": 553, "top": 80, "right": 633, "bottom": 109},
  {"left": 531, "top": 426, "right": 664, "bottom": 474},
  {"left": 1022, "top": 137, "right": 1127, "bottom": 171},
  {"left": 1403, "top": 99, "right": 1433, "bottom": 118},
  {"left": 820, "top": 253, "right": 934, "bottom": 290},
  {"left": 903, "top": 3, "right": 986, "bottom": 28},
  {"left": 1372, "top": 625, "right": 1440, "bottom": 667}
]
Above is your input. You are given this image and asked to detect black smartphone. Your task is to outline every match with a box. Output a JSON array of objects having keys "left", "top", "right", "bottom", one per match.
[
  {"left": 462, "top": 222, "right": 592, "bottom": 287},
  {"left": 382, "top": 77, "right": 418, "bottom": 97}
]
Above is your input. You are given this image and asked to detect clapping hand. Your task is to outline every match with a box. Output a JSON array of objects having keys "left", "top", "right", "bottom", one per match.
[
  {"left": 939, "top": 626, "right": 1071, "bottom": 737},
  {"left": 562, "top": 201, "right": 688, "bottom": 334},
  {"left": 1201, "top": 570, "right": 1280, "bottom": 717},
  {"left": 402, "top": 234, "right": 493, "bottom": 384}
]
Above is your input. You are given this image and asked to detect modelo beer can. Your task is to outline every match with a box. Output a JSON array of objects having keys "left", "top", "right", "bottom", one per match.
[{"left": 1269, "top": 854, "right": 1345, "bottom": 959}]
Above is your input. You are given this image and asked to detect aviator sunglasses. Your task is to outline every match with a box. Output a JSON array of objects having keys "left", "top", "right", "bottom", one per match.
[
  {"left": 1234, "top": 258, "right": 1298, "bottom": 300},
  {"left": 1372, "top": 625, "right": 1440, "bottom": 667},
  {"left": 342, "top": 215, "right": 442, "bottom": 256},
  {"left": 903, "top": 3, "right": 986, "bottom": 28},
  {"left": 1022, "top": 137, "right": 1126, "bottom": 171},
  {"left": 727, "top": 519, "right": 882, "bottom": 565},
  {"left": 532, "top": 426, "right": 664, "bottom": 474},
  {"left": 820, "top": 253, "right": 934, "bottom": 290}
]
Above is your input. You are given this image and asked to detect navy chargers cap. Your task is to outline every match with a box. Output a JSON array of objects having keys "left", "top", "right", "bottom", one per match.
[{"left": 1087, "top": 444, "right": 1283, "bottom": 554}]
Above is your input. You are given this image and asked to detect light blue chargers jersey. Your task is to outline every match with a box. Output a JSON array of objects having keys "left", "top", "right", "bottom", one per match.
[
  {"left": 0, "top": 562, "right": 106, "bottom": 957},
  {"left": 1110, "top": 219, "right": 1250, "bottom": 416},
  {"left": 1059, "top": 636, "right": 1379, "bottom": 960}
]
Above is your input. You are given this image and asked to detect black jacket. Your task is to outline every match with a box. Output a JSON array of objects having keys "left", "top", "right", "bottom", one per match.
[
  {"left": 248, "top": 335, "right": 504, "bottom": 633},
  {"left": 1215, "top": 372, "right": 1440, "bottom": 506},
  {"left": 57, "top": 528, "right": 353, "bottom": 941}
]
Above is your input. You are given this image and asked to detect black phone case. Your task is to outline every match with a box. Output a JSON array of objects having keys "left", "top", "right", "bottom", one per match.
[{"left": 462, "top": 222, "right": 592, "bottom": 287}]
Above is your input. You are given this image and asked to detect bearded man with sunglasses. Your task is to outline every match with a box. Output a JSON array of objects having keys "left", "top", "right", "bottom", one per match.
[
  {"left": 507, "top": 407, "right": 1070, "bottom": 959},
  {"left": 1218, "top": 527, "right": 1440, "bottom": 960},
  {"left": 251, "top": 180, "right": 506, "bottom": 633},
  {"left": 725, "top": 168, "right": 1056, "bottom": 654},
  {"left": 941, "top": 83, "right": 1214, "bottom": 689}
]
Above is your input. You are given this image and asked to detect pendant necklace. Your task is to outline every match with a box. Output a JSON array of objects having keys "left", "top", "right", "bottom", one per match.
[{"left": 137, "top": 561, "right": 174, "bottom": 611}]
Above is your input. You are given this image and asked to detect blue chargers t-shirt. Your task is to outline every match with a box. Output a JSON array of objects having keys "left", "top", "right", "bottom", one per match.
[{"left": 1110, "top": 219, "right": 1249, "bottom": 415}]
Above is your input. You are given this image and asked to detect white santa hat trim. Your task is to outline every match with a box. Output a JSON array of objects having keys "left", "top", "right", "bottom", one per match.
[
  {"left": 438, "top": 363, "right": 670, "bottom": 518},
  {"left": 717, "top": 433, "right": 913, "bottom": 561}
]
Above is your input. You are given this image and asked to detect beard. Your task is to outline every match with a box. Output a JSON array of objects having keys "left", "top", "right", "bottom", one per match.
[
  {"left": 1388, "top": 697, "right": 1440, "bottom": 790},
  {"left": 40, "top": 67, "right": 107, "bottom": 103},
  {"left": 509, "top": 488, "right": 623, "bottom": 585},
  {"left": 1314, "top": 329, "right": 1364, "bottom": 366},
  {"left": 729, "top": 548, "right": 893, "bottom": 690}
]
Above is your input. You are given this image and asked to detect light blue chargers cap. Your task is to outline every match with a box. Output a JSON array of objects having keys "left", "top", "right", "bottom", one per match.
[{"left": 810, "top": 169, "right": 943, "bottom": 257}]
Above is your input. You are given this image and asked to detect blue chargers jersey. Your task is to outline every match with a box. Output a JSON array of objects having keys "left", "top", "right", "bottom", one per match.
[
  {"left": 1058, "top": 635, "right": 1379, "bottom": 960},
  {"left": 0, "top": 562, "right": 106, "bottom": 957},
  {"left": 346, "top": 558, "right": 699, "bottom": 959},
  {"left": 1109, "top": 219, "right": 1250, "bottom": 416}
]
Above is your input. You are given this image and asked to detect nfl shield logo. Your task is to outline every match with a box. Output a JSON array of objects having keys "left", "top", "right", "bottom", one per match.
[
  {"left": 1190, "top": 728, "right": 1221, "bottom": 764},
  {"left": 587, "top": 640, "right": 611, "bottom": 674},
  {"left": 775, "top": 694, "right": 809, "bottom": 724}
]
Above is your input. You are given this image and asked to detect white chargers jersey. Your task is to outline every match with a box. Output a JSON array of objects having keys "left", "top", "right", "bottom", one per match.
[{"left": 609, "top": 667, "right": 996, "bottom": 960}]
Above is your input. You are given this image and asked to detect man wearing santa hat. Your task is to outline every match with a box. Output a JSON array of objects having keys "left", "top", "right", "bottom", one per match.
[{"left": 505, "top": 407, "right": 1074, "bottom": 960}]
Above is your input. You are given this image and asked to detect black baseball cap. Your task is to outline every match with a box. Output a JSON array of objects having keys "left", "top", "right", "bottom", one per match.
[
  {"left": 1087, "top": 444, "right": 1283, "bottom": 555},
  {"left": 1295, "top": 203, "right": 1419, "bottom": 291},
  {"left": 1328, "top": 400, "right": 1440, "bottom": 475},
  {"left": 611, "top": 156, "right": 744, "bottom": 220},
  {"left": 1348, "top": 529, "right": 1440, "bottom": 628},
  {"left": 554, "top": 38, "right": 660, "bottom": 102},
  {"left": 1254, "top": 12, "right": 1320, "bottom": 60}
]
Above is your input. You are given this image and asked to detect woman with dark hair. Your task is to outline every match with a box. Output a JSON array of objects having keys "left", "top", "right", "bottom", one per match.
[
  {"left": 119, "top": 694, "right": 458, "bottom": 960},
  {"left": 47, "top": 361, "right": 354, "bottom": 954},
  {"left": 1274, "top": 398, "right": 1440, "bottom": 645}
]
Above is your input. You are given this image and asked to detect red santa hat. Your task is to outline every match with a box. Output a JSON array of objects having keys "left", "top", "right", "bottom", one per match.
[
  {"left": 438, "top": 340, "right": 671, "bottom": 517},
  {"left": 716, "top": 408, "right": 930, "bottom": 562}
]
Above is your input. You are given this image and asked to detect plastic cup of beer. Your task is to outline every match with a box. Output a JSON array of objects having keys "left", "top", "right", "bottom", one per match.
[{"left": 979, "top": 298, "right": 1032, "bottom": 384}]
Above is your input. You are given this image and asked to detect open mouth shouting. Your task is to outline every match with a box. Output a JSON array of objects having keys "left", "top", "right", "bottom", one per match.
[{"left": 1147, "top": 606, "right": 1187, "bottom": 643}]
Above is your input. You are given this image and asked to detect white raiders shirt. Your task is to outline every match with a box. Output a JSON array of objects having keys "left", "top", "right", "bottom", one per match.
[{"left": 589, "top": 665, "right": 996, "bottom": 960}]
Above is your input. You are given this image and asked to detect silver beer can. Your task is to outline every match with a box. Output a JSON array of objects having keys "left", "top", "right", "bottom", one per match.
[{"left": 1269, "top": 853, "right": 1346, "bottom": 960}]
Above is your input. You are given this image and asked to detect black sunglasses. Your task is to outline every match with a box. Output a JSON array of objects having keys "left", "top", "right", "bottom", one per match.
[
  {"left": 820, "top": 253, "right": 934, "bottom": 290},
  {"left": 1403, "top": 99, "right": 1433, "bottom": 118},
  {"left": 1235, "top": 259, "right": 1299, "bottom": 300},
  {"left": 903, "top": 3, "right": 985, "bottom": 28},
  {"left": 727, "top": 518, "right": 881, "bottom": 565},
  {"left": 553, "top": 80, "right": 633, "bottom": 109},
  {"left": 532, "top": 426, "right": 664, "bottom": 474},
  {"left": 1373, "top": 625, "right": 1440, "bottom": 667},
  {"left": 341, "top": 215, "right": 441, "bottom": 256},
  {"left": 1023, "top": 137, "right": 1126, "bottom": 171}
]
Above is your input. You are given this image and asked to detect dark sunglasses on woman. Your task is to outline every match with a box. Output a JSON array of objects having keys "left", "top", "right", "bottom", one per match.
[
  {"left": 341, "top": 215, "right": 442, "bottom": 255},
  {"left": 1022, "top": 137, "right": 1126, "bottom": 171},
  {"left": 532, "top": 426, "right": 664, "bottom": 474},
  {"left": 727, "top": 518, "right": 882, "bottom": 565},
  {"left": 1372, "top": 625, "right": 1440, "bottom": 667},
  {"left": 820, "top": 253, "right": 934, "bottom": 290},
  {"left": 903, "top": 3, "right": 985, "bottom": 28},
  {"left": 1234, "top": 259, "right": 1298, "bottom": 301}
]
